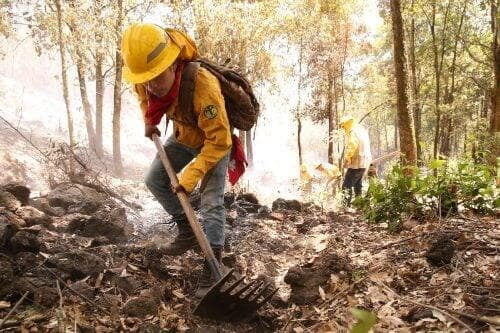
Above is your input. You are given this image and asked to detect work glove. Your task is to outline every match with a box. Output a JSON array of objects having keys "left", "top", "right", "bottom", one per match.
[{"left": 145, "top": 124, "right": 161, "bottom": 140}]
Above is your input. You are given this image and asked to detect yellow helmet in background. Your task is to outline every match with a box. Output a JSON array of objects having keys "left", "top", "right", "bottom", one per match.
[
  {"left": 121, "top": 23, "right": 181, "bottom": 84},
  {"left": 339, "top": 115, "right": 355, "bottom": 131}
]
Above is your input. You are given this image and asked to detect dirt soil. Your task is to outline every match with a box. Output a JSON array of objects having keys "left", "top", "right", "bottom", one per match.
[{"left": 0, "top": 182, "right": 499, "bottom": 332}]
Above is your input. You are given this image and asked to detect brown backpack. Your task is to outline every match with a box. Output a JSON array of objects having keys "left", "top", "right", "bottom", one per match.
[{"left": 178, "top": 59, "right": 259, "bottom": 131}]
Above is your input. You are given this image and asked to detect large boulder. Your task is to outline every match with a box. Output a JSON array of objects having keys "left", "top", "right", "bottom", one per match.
[
  {"left": 31, "top": 197, "right": 65, "bottom": 217},
  {"left": 14, "top": 251, "right": 40, "bottom": 274},
  {"left": 47, "top": 183, "right": 107, "bottom": 214},
  {"left": 0, "top": 257, "right": 14, "bottom": 298},
  {"left": 47, "top": 249, "right": 106, "bottom": 279},
  {"left": 272, "top": 198, "right": 303, "bottom": 212},
  {"left": 122, "top": 289, "right": 161, "bottom": 318},
  {"left": 15, "top": 276, "right": 59, "bottom": 307},
  {"left": 0, "top": 213, "right": 19, "bottom": 251},
  {"left": 0, "top": 190, "right": 21, "bottom": 211},
  {"left": 67, "top": 206, "right": 132, "bottom": 243},
  {"left": 16, "top": 206, "right": 52, "bottom": 228},
  {"left": 2, "top": 183, "right": 30, "bottom": 205},
  {"left": 0, "top": 208, "right": 26, "bottom": 228},
  {"left": 10, "top": 230, "right": 41, "bottom": 253}
]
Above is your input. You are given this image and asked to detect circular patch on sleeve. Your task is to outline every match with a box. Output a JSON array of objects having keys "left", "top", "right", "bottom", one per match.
[{"left": 203, "top": 105, "right": 218, "bottom": 119}]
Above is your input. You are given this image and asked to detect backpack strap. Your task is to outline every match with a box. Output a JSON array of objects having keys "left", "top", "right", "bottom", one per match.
[{"left": 178, "top": 61, "right": 200, "bottom": 127}]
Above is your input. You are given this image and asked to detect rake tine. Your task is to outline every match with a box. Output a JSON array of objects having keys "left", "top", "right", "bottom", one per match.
[
  {"left": 214, "top": 269, "right": 234, "bottom": 289},
  {"left": 232, "top": 280, "right": 257, "bottom": 298},
  {"left": 248, "top": 282, "right": 272, "bottom": 302},
  {"left": 223, "top": 276, "right": 246, "bottom": 293},
  {"left": 256, "top": 287, "right": 279, "bottom": 308},
  {"left": 241, "top": 281, "right": 264, "bottom": 301}
]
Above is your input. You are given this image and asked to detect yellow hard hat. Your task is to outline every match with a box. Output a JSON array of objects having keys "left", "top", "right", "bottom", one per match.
[
  {"left": 121, "top": 23, "right": 181, "bottom": 84},
  {"left": 339, "top": 115, "right": 355, "bottom": 130}
]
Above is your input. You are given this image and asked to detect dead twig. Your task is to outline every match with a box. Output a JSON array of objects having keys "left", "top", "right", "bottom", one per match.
[
  {"left": 379, "top": 282, "right": 476, "bottom": 333},
  {"left": 0, "top": 291, "right": 29, "bottom": 328},
  {"left": 56, "top": 280, "right": 66, "bottom": 333},
  {"left": 370, "top": 233, "right": 428, "bottom": 251}
]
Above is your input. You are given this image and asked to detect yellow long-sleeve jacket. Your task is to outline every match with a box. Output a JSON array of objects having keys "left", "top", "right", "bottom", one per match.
[
  {"left": 135, "top": 67, "right": 232, "bottom": 193},
  {"left": 344, "top": 124, "right": 372, "bottom": 169}
]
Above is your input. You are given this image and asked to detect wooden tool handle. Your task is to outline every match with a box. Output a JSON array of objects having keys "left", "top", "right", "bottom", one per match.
[{"left": 152, "top": 134, "right": 222, "bottom": 280}]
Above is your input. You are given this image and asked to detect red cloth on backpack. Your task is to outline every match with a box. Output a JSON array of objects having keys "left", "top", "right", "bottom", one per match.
[
  {"left": 228, "top": 135, "right": 247, "bottom": 185},
  {"left": 144, "top": 62, "right": 185, "bottom": 126}
]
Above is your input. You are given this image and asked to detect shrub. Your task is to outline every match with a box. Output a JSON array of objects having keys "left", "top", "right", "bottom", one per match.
[{"left": 354, "top": 160, "right": 498, "bottom": 231}]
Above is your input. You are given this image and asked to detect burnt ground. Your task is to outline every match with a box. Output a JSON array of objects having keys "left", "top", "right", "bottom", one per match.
[{"left": 0, "top": 182, "right": 499, "bottom": 332}]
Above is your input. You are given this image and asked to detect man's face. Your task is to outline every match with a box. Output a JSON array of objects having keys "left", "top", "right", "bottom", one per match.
[{"left": 146, "top": 63, "right": 177, "bottom": 98}]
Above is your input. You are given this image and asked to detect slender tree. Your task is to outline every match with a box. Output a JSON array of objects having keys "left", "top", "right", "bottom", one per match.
[
  {"left": 54, "top": 0, "right": 75, "bottom": 173},
  {"left": 94, "top": 26, "right": 104, "bottom": 157},
  {"left": 112, "top": 0, "right": 123, "bottom": 175},
  {"left": 390, "top": 0, "right": 417, "bottom": 166},
  {"left": 490, "top": 0, "right": 500, "bottom": 163}
]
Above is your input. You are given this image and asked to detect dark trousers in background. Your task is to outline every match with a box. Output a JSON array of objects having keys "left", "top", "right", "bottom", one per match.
[{"left": 342, "top": 168, "right": 366, "bottom": 206}]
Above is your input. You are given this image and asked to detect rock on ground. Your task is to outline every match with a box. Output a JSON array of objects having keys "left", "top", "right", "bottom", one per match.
[
  {"left": 1, "top": 183, "right": 30, "bottom": 205},
  {"left": 425, "top": 234, "right": 455, "bottom": 267},
  {"left": 284, "top": 247, "right": 351, "bottom": 305},
  {"left": 46, "top": 249, "right": 106, "bottom": 279}
]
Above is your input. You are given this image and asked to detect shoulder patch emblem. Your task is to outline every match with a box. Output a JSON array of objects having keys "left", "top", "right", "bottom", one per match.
[{"left": 203, "top": 105, "right": 217, "bottom": 119}]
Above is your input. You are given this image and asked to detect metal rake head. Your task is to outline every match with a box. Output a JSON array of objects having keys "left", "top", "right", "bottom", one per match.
[{"left": 194, "top": 269, "right": 278, "bottom": 322}]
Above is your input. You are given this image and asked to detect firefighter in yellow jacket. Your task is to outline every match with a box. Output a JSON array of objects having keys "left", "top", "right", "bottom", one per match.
[
  {"left": 340, "top": 115, "right": 372, "bottom": 206},
  {"left": 121, "top": 23, "right": 231, "bottom": 297}
]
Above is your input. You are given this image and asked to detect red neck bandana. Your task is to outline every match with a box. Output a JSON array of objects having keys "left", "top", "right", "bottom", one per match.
[{"left": 144, "top": 62, "right": 185, "bottom": 126}]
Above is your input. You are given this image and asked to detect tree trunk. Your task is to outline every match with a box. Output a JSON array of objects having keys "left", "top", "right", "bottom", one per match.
[
  {"left": 440, "top": 1, "right": 466, "bottom": 158},
  {"left": 390, "top": 0, "right": 417, "bottom": 166},
  {"left": 440, "top": 115, "right": 452, "bottom": 156},
  {"left": 394, "top": 113, "right": 398, "bottom": 150},
  {"left": 245, "top": 129, "right": 253, "bottom": 167},
  {"left": 54, "top": 0, "right": 75, "bottom": 174},
  {"left": 340, "top": 30, "right": 348, "bottom": 114},
  {"left": 297, "top": 37, "right": 304, "bottom": 165},
  {"left": 327, "top": 73, "right": 334, "bottom": 164},
  {"left": 95, "top": 31, "right": 104, "bottom": 157},
  {"left": 75, "top": 53, "right": 97, "bottom": 152},
  {"left": 429, "top": 0, "right": 452, "bottom": 159},
  {"left": 384, "top": 122, "right": 389, "bottom": 152},
  {"left": 297, "top": 117, "right": 303, "bottom": 165},
  {"left": 430, "top": 1, "right": 441, "bottom": 159},
  {"left": 112, "top": 0, "right": 123, "bottom": 176},
  {"left": 489, "top": 0, "right": 500, "bottom": 162},
  {"left": 408, "top": 0, "right": 421, "bottom": 163}
]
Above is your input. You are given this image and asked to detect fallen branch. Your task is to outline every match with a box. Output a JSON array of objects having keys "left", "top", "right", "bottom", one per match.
[
  {"left": 56, "top": 280, "right": 66, "bottom": 333},
  {"left": 370, "top": 233, "right": 424, "bottom": 251},
  {"left": 379, "top": 282, "right": 475, "bottom": 333},
  {"left": 0, "top": 115, "right": 141, "bottom": 211},
  {"left": 369, "top": 229, "right": 465, "bottom": 251},
  {"left": 435, "top": 306, "right": 500, "bottom": 326},
  {"left": 0, "top": 291, "right": 29, "bottom": 328}
]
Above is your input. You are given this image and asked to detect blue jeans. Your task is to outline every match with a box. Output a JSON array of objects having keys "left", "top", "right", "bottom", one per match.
[{"left": 145, "top": 136, "right": 229, "bottom": 248}]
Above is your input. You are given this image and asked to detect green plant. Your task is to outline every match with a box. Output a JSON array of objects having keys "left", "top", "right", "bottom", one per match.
[{"left": 354, "top": 160, "right": 498, "bottom": 230}]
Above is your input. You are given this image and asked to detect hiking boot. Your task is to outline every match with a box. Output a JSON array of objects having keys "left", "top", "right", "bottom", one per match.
[
  {"left": 195, "top": 247, "right": 223, "bottom": 299},
  {"left": 159, "top": 232, "right": 198, "bottom": 255}
]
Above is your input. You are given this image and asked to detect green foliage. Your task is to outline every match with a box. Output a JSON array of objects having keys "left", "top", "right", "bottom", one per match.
[
  {"left": 350, "top": 308, "right": 376, "bottom": 333},
  {"left": 354, "top": 160, "right": 498, "bottom": 231}
]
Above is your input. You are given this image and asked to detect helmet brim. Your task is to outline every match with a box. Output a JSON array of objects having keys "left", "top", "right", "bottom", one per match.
[{"left": 122, "top": 44, "right": 181, "bottom": 84}]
